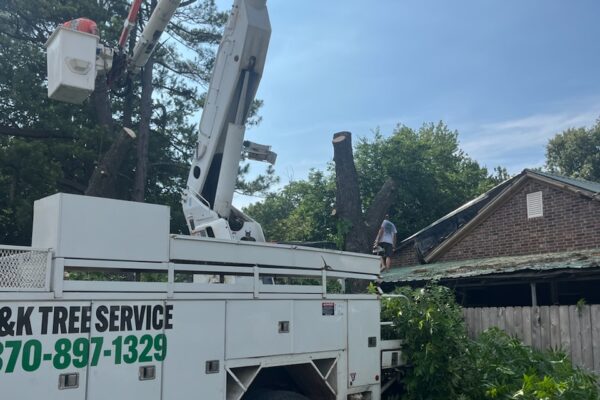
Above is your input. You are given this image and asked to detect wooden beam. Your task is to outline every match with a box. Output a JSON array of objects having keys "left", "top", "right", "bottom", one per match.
[{"left": 530, "top": 282, "right": 538, "bottom": 307}]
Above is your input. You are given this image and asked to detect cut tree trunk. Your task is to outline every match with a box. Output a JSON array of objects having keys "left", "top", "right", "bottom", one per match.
[
  {"left": 85, "top": 128, "right": 136, "bottom": 198},
  {"left": 332, "top": 131, "right": 397, "bottom": 254},
  {"left": 332, "top": 131, "right": 370, "bottom": 252},
  {"left": 85, "top": 75, "right": 136, "bottom": 198}
]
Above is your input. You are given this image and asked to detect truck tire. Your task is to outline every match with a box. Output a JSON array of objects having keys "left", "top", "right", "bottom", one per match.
[{"left": 246, "top": 390, "right": 310, "bottom": 400}]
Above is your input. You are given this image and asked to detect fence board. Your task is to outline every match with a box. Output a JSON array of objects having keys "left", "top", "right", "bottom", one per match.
[
  {"left": 549, "top": 306, "right": 560, "bottom": 351},
  {"left": 496, "top": 307, "right": 505, "bottom": 332},
  {"left": 513, "top": 307, "right": 523, "bottom": 339},
  {"left": 522, "top": 307, "right": 532, "bottom": 346},
  {"left": 463, "top": 305, "right": 599, "bottom": 373},
  {"left": 592, "top": 305, "right": 600, "bottom": 374},
  {"left": 559, "top": 306, "right": 571, "bottom": 355},
  {"left": 531, "top": 307, "right": 541, "bottom": 349},
  {"left": 482, "top": 307, "right": 490, "bottom": 331},
  {"left": 581, "top": 306, "right": 594, "bottom": 371},
  {"left": 505, "top": 307, "right": 515, "bottom": 337},
  {"left": 488, "top": 307, "right": 497, "bottom": 330},
  {"left": 569, "top": 306, "right": 583, "bottom": 366},
  {"left": 479, "top": 308, "right": 485, "bottom": 334},
  {"left": 540, "top": 306, "right": 551, "bottom": 350},
  {"left": 464, "top": 308, "right": 474, "bottom": 337},
  {"left": 469, "top": 308, "right": 481, "bottom": 337}
]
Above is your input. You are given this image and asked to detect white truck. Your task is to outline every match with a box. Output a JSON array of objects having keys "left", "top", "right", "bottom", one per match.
[{"left": 0, "top": 0, "right": 403, "bottom": 399}]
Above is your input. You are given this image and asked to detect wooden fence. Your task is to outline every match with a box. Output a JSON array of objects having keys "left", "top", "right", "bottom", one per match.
[{"left": 463, "top": 305, "right": 600, "bottom": 374}]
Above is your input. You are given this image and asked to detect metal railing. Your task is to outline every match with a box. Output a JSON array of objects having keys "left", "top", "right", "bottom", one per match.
[
  {"left": 0, "top": 245, "right": 52, "bottom": 291},
  {"left": 46, "top": 256, "right": 379, "bottom": 298},
  {"left": 0, "top": 244, "right": 378, "bottom": 297}
]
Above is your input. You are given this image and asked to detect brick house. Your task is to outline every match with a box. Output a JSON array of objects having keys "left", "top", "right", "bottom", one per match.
[{"left": 383, "top": 169, "right": 600, "bottom": 307}]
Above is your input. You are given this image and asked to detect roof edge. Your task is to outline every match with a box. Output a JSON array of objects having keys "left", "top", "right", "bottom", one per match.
[
  {"left": 424, "top": 173, "right": 529, "bottom": 263},
  {"left": 524, "top": 169, "right": 600, "bottom": 200},
  {"left": 424, "top": 169, "right": 600, "bottom": 263}
]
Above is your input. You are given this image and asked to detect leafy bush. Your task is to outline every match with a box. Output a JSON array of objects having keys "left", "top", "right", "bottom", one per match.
[
  {"left": 382, "top": 284, "right": 472, "bottom": 399},
  {"left": 382, "top": 284, "right": 599, "bottom": 400},
  {"left": 468, "top": 328, "right": 599, "bottom": 399}
]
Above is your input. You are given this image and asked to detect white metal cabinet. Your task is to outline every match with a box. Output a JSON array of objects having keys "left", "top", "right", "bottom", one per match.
[
  {"left": 162, "top": 300, "right": 226, "bottom": 400},
  {"left": 32, "top": 193, "right": 170, "bottom": 262},
  {"left": 347, "top": 300, "right": 380, "bottom": 388},
  {"left": 293, "top": 300, "right": 346, "bottom": 353},
  {"left": 226, "top": 300, "right": 292, "bottom": 359}
]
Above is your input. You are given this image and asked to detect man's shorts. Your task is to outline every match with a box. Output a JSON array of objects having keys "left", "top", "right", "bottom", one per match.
[{"left": 379, "top": 242, "right": 393, "bottom": 258}]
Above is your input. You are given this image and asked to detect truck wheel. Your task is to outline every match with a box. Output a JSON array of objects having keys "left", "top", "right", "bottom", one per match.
[{"left": 246, "top": 390, "right": 310, "bottom": 400}]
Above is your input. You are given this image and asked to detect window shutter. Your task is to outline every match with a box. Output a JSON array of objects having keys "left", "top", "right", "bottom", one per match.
[{"left": 526, "top": 191, "right": 543, "bottom": 218}]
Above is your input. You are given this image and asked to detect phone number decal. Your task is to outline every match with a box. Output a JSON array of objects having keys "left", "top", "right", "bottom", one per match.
[{"left": 0, "top": 334, "right": 167, "bottom": 373}]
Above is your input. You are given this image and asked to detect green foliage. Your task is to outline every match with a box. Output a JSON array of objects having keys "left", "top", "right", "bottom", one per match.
[
  {"left": 244, "top": 170, "right": 337, "bottom": 242},
  {"left": 471, "top": 329, "right": 598, "bottom": 400},
  {"left": 246, "top": 123, "right": 502, "bottom": 246},
  {"left": 576, "top": 298, "right": 587, "bottom": 314},
  {"left": 382, "top": 285, "right": 599, "bottom": 400},
  {"left": 354, "top": 123, "right": 500, "bottom": 241},
  {"left": 382, "top": 284, "right": 471, "bottom": 399},
  {"left": 545, "top": 120, "right": 600, "bottom": 182},
  {"left": 0, "top": 0, "right": 276, "bottom": 243},
  {"left": 236, "top": 163, "right": 280, "bottom": 197}
]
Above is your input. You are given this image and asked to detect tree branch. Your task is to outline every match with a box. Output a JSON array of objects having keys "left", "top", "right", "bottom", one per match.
[
  {"left": 178, "top": 0, "right": 197, "bottom": 8},
  {"left": 154, "top": 58, "right": 200, "bottom": 80},
  {"left": 364, "top": 177, "right": 397, "bottom": 241},
  {"left": 0, "top": 125, "right": 72, "bottom": 139}
]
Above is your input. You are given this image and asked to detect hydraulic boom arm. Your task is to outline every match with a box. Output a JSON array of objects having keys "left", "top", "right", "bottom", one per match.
[{"left": 181, "top": 0, "right": 274, "bottom": 241}]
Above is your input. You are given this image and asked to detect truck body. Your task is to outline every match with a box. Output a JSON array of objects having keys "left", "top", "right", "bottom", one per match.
[
  {"left": 0, "top": 193, "right": 396, "bottom": 399},
  {"left": 17, "top": 0, "right": 406, "bottom": 398}
]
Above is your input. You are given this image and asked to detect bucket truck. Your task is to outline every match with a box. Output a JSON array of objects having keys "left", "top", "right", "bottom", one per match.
[{"left": 0, "top": 1, "right": 405, "bottom": 399}]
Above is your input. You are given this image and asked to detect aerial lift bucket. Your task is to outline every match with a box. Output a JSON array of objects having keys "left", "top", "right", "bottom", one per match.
[{"left": 45, "top": 24, "right": 99, "bottom": 104}]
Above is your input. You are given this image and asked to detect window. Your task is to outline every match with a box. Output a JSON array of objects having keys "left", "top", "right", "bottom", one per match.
[{"left": 526, "top": 191, "right": 543, "bottom": 218}]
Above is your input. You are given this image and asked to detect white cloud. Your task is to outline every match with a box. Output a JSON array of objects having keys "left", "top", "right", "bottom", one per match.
[{"left": 460, "top": 106, "right": 599, "bottom": 173}]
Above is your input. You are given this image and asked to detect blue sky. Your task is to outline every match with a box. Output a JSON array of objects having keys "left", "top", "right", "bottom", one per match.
[{"left": 214, "top": 1, "right": 600, "bottom": 205}]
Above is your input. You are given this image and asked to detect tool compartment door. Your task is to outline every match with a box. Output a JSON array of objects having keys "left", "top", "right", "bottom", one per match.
[
  {"left": 293, "top": 300, "right": 346, "bottom": 353},
  {"left": 0, "top": 301, "right": 90, "bottom": 400},
  {"left": 162, "top": 300, "right": 226, "bottom": 400},
  {"left": 347, "top": 300, "right": 380, "bottom": 388},
  {"left": 86, "top": 301, "right": 166, "bottom": 400},
  {"left": 226, "top": 300, "right": 292, "bottom": 359}
]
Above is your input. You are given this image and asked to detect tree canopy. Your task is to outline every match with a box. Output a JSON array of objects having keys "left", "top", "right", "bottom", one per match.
[
  {"left": 0, "top": 0, "right": 275, "bottom": 245},
  {"left": 244, "top": 170, "right": 337, "bottom": 244},
  {"left": 246, "top": 122, "right": 505, "bottom": 246},
  {"left": 545, "top": 120, "right": 600, "bottom": 182}
]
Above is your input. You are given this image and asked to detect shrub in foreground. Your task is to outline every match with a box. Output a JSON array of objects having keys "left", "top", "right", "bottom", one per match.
[{"left": 382, "top": 284, "right": 599, "bottom": 400}]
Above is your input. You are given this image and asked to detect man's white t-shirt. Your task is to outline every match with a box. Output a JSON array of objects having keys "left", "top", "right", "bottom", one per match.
[{"left": 380, "top": 219, "right": 397, "bottom": 244}]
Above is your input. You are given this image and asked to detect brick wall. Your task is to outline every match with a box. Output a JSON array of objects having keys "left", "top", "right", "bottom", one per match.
[
  {"left": 393, "top": 245, "right": 420, "bottom": 268},
  {"left": 437, "top": 179, "right": 600, "bottom": 262}
]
